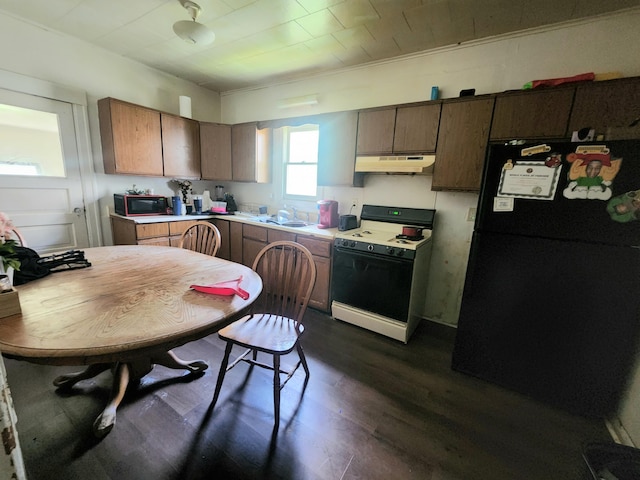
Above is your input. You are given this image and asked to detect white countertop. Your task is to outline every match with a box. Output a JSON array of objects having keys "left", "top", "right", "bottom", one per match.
[{"left": 110, "top": 212, "right": 338, "bottom": 240}]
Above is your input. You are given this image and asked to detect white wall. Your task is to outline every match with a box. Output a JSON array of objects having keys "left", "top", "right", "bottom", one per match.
[{"left": 0, "top": 11, "right": 222, "bottom": 245}]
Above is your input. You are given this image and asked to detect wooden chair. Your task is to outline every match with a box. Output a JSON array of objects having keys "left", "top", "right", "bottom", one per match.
[
  {"left": 9, "top": 227, "right": 26, "bottom": 247},
  {"left": 178, "top": 221, "right": 221, "bottom": 257},
  {"left": 211, "top": 240, "right": 317, "bottom": 431}
]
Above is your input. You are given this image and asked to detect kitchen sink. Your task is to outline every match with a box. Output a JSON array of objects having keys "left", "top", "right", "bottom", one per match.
[{"left": 254, "top": 217, "right": 310, "bottom": 227}]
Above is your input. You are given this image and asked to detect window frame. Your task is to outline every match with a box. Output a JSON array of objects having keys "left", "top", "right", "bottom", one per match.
[{"left": 282, "top": 123, "right": 319, "bottom": 201}]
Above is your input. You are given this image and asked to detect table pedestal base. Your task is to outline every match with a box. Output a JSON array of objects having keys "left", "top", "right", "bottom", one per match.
[{"left": 53, "top": 350, "right": 208, "bottom": 438}]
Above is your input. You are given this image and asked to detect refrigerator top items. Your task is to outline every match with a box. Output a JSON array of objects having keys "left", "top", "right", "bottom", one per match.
[{"left": 332, "top": 205, "right": 435, "bottom": 343}]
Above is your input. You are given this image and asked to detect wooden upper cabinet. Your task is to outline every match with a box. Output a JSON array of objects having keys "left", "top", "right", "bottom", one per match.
[
  {"left": 161, "top": 113, "right": 201, "bottom": 179},
  {"left": 200, "top": 122, "right": 232, "bottom": 181},
  {"left": 393, "top": 103, "right": 441, "bottom": 152},
  {"left": 317, "top": 111, "right": 360, "bottom": 186},
  {"left": 356, "top": 108, "right": 396, "bottom": 154},
  {"left": 433, "top": 97, "right": 495, "bottom": 192},
  {"left": 231, "top": 122, "right": 270, "bottom": 183},
  {"left": 568, "top": 77, "right": 640, "bottom": 138},
  {"left": 356, "top": 104, "right": 440, "bottom": 155},
  {"left": 98, "top": 98, "right": 163, "bottom": 176},
  {"left": 490, "top": 88, "right": 574, "bottom": 140}
]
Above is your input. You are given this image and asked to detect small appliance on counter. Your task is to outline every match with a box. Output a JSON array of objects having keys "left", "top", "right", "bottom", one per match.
[
  {"left": 339, "top": 214, "right": 358, "bottom": 231},
  {"left": 114, "top": 194, "right": 168, "bottom": 216},
  {"left": 317, "top": 200, "right": 339, "bottom": 228},
  {"left": 215, "top": 185, "right": 225, "bottom": 201},
  {"left": 224, "top": 192, "right": 238, "bottom": 212}
]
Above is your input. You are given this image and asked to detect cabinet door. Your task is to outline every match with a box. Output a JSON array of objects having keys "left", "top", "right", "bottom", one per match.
[
  {"left": 393, "top": 104, "right": 441, "bottom": 153},
  {"left": 110, "top": 216, "right": 137, "bottom": 245},
  {"left": 229, "top": 222, "right": 243, "bottom": 264},
  {"left": 200, "top": 122, "right": 232, "bottom": 181},
  {"left": 231, "top": 122, "right": 270, "bottom": 183},
  {"left": 296, "top": 234, "right": 332, "bottom": 312},
  {"left": 568, "top": 77, "right": 640, "bottom": 137},
  {"left": 490, "top": 88, "right": 574, "bottom": 140},
  {"left": 308, "top": 254, "right": 330, "bottom": 312},
  {"left": 98, "top": 98, "right": 163, "bottom": 176},
  {"left": 317, "top": 111, "right": 360, "bottom": 186},
  {"left": 356, "top": 108, "right": 396, "bottom": 155},
  {"left": 242, "top": 237, "right": 267, "bottom": 267},
  {"left": 161, "top": 113, "right": 201, "bottom": 179},
  {"left": 433, "top": 98, "right": 495, "bottom": 192},
  {"left": 211, "top": 219, "right": 230, "bottom": 260}
]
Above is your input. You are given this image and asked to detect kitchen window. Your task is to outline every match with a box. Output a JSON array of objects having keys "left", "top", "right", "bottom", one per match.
[
  {"left": 283, "top": 124, "right": 318, "bottom": 199},
  {"left": 0, "top": 103, "right": 65, "bottom": 177}
]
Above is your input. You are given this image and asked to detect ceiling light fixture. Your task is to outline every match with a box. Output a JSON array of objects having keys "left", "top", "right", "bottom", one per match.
[{"left": 173, "top": 0, "right": 215, "bottom": 46}]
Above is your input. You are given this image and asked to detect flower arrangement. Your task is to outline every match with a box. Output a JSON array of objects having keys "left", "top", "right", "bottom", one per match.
[
  {"left": 171, "top": 179, "right": 193, "bottom": 203},
  {"left": 0, "top": 212, "right": 21, "bottom": 273}
]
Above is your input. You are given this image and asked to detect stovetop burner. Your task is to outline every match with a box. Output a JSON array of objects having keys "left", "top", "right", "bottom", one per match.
[{"left": 396, "top": 234, "right": 424, "bottom": 241}]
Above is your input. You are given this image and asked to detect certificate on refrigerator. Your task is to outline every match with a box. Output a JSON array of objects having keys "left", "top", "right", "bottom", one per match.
[{"left": 497, "top": 161, "right": 562, "bottom": 200}]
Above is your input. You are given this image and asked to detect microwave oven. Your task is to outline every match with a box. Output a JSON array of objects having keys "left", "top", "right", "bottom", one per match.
[{"left": 114, "top": 194, "right": 168, "bottom": 216}]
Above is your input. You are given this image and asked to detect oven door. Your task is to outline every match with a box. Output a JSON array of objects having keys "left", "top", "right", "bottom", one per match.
[{"left": 331, "top": 246, "right": 413, "bottom": 322}]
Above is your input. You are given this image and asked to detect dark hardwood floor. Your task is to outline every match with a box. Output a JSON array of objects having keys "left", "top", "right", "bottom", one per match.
[{"left": 5, "top": 310, "right": 610, "bottom": 480}]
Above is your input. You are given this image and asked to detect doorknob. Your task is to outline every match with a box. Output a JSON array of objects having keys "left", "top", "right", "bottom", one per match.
[{"left": 73, "top": 207, "right": 84, "bottom": 215}]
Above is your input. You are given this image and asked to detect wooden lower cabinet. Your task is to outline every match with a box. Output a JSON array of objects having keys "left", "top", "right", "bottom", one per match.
[
  {"left": 236, "top": 225, "right": 333, "bottom": 312},
  {"left": 211, "top": 218, "right": 231, "bottom": 260},
  {"left": 110, "top": 215, "right": 197, "bottom": 246},
  {"left": 229, "top": 222, "right": 243, "bottom": 264},
  {"left": 295, "top": 234, "right": 332, "bottom": 312},
  {"left": 241, "top": 224, "right": 268, "bottom": 267}
]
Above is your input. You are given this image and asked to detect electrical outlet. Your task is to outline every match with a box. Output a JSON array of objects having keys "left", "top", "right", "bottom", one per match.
[
  {"left": 350, "top": 198, "right": 358, "bottom": 208},
  {"left": 467, "top": 207, "right": 476, "bottom": 222}
]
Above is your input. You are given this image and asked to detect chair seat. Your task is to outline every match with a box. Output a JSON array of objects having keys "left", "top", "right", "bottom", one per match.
[{"left": 218, "top": 313, "right": 305, "bottom": 354}]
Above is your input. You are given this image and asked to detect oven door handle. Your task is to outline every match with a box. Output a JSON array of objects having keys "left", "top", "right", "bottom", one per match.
[{"left": 333, "top": 246, "right": 413, "bottom": 266}]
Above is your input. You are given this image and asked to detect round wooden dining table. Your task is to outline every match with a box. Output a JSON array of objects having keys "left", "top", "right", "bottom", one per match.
[{"left": 0, "top": 245, "right": 262, "bottom": 437}]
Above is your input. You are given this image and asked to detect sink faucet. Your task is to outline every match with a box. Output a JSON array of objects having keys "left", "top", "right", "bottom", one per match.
[{"left": 292, "top": 207, "right": 298, "bottom": 219}]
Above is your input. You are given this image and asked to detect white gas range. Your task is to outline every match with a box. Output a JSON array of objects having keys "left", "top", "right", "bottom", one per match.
[{"left": 331, "top": 205, "right": 435, "bottom": 343}]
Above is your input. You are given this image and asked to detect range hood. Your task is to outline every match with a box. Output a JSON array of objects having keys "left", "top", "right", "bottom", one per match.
[{"left": 355, "top": 155, "right": 436, "bottom": 174}]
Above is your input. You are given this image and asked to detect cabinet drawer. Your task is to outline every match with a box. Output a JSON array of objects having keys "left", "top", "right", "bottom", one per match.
[
  {"left": 138, "top": 237, "right": 170, "bottom": 246},
  {"left": 169, "top": 220, "right": 198, "bottom": 236},
  {"left": 243, "top": 224, "right": 268, "bottom": 242},
  {"left": 296, "top": 235, "right": 331, "bottom": 257},
  {"left": 268, "top": 229, "right": 296, "bottom": 243},
  {"left": 135, "top": 222, "right": 169, "bottom": 239}
]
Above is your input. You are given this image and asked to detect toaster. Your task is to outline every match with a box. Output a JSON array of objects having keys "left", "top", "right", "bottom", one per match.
[{"left": 338, "top": 214, "right": 358, "bottom": 231}]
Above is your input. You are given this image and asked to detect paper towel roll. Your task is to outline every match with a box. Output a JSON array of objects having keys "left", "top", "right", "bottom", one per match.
[{"left": 179, "top": 96, "right": 192, "bottom": 118}]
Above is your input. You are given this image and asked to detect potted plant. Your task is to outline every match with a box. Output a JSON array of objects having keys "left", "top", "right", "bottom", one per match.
[{"left": 0, "top": 213, "right": 21, "bottom": 288}]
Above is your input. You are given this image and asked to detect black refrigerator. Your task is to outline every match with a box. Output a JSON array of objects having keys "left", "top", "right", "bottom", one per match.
[{"left": 452, "top": 140, "right": 640, "bottom": 417}]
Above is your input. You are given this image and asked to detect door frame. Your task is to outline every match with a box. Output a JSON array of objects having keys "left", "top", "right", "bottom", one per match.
[{"left": 0, "top": 68, "right": 101, "bottom": 247}]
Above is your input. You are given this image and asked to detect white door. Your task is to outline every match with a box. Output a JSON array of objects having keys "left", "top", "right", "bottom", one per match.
[{"left": 0, "top": 88, "right": 89, "bottom": 254}]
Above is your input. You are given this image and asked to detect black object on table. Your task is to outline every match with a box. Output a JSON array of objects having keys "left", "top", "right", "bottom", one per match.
[{"left": 583, "top": 442, "right": 640, "bottom": 479}]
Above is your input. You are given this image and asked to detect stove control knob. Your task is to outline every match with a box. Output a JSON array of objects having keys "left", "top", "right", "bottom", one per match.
[
  {"left": 397, "top": 250, "right": 405, "bottom": 257},
  {"left": 388, "top": 248, "right": 395, "bottom": 255},
  {"left": 367, "top": 244, "right": 374, "bottom": 252},
  {"left": 341, "top": 239, "right": 349, "bottom": 247},
  {"left": 350, "top": 241, "right": 356, "bottom": 248}
]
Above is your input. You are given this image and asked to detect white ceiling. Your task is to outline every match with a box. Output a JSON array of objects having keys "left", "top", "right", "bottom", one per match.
[{"left": 1, "top": 0, "right": 638, "bottom": 93}]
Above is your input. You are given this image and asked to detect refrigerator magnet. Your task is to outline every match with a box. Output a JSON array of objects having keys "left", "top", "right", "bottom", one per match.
[{"left": 493, "top": 197, "right": 514, "bottom": 212}]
